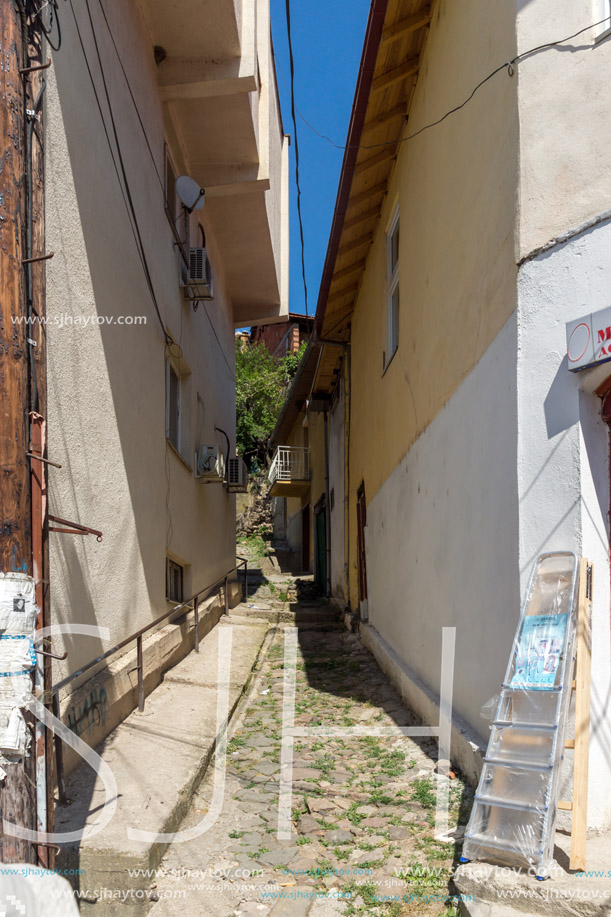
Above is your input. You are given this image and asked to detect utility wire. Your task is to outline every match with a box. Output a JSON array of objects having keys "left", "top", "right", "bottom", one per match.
[
  {"left": 68, "top": 0, "right": 168, "bottom": 343},
  {"left": 95, "top": 0, "right": 237, "bottom": 377},
  {"left": 82, "top": 0, "right": 169, "bottom": 342},
  {"left": 203, "top": 303, "right": 235, "bottom": 379},
  {"left": 284, "top": 0, "right": 309, "bottom": 318},
  {"left": 277, "top": 16, "right": 611, "bottom": 153},
  {"left": 95, "top": 0, "right": 165, "bottom": 197}
]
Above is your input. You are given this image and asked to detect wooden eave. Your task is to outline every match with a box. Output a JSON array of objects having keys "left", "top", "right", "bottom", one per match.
[{"left": 316, "top": 0, "right": 431, "bottom": 342}]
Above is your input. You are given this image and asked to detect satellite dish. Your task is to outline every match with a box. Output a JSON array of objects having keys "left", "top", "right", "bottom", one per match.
[{"left": 175, "top": 175, "right": 205, "bottom": 212}]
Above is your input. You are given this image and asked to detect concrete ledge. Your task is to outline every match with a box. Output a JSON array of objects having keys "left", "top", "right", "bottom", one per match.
[
  {"left": 58, "top": 589, "right": 239, "bottom": 774},
  {"left": 455, "top": 832, "right": 611, "bottom": 917},
  {"left": 360, "top": 623, "right": 485, "bottom": 785},
  {"left": 57, "top": 619, "right": 269, "bottom": 914}
]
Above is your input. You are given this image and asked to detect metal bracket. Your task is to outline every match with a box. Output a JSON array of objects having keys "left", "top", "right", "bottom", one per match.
[
  {"left": 21, "top": 251, "right": 54, "bottom": 265},
  {"left": 48, "top": 515, "right": 103, "bottom": 542},
  {"left": 26, "top": 452, "right": 62, "bottom": 469},
  {"left": 20, "top": 59, "right": 52, "bottom": 76}
]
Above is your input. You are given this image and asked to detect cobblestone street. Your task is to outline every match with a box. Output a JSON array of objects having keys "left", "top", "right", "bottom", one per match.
[{"left": 148, "top": 556, "right": 474, "bottom": 917}]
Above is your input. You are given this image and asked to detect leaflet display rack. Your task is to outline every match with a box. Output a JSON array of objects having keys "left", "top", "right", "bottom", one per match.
[{"left": 461, "top": 553, "right": 592, "bottom": 878}]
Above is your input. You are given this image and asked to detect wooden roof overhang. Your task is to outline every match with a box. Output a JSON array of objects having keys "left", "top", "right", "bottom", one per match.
[{"left": 314, "top": 0, "right": 431, "bottom": 347}]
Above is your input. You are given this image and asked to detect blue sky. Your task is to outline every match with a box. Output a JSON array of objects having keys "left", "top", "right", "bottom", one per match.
[{"left": 270, "top": 0, "right": 370, "bottom": 318}]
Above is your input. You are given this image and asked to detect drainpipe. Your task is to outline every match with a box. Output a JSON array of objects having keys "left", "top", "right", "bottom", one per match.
[{"left": 324, "top": 409, "right": 331, "bottom": 597}]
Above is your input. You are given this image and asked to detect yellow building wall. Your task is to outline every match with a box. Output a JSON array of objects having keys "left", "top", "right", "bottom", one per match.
[{"left": 347, "top": 0, "right": 519, "bottom": 606}]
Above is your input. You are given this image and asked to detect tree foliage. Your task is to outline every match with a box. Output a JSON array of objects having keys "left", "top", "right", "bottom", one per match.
[{"left": 236, "top": 340, "right": 306, "bottom": 467}]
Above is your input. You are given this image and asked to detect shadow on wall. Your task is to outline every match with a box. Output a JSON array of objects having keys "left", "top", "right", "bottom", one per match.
[{"left": 47, "top": 0, "right": 235, "bottom": 673}]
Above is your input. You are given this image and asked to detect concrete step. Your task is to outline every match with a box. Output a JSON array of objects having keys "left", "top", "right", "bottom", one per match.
[
  {"left": 455, "top": 832, "right": 611, "bottom": 917},
  {"left": 56, "top": 618, "right": 268, "bottom": 915},
  {"left": 230, "top": 602, "right": 342, "bottom": 627}
]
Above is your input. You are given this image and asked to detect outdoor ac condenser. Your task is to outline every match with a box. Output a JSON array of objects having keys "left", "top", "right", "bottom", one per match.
[
  {"left": 226, "top": 457, "right": 248, "bottom": 493},
  {"left": 195, "top": 445, "right": 225, "bottom": 483},
  {"left": 182, "top": 247, "right": 213, "bottom": 300}
]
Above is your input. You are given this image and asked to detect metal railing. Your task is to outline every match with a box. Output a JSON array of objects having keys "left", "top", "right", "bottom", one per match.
[
  {"left": 51, "top": 556, "right": 248, "bottom": 804},
  {"left": 268, "top": 445, "right": 310, "bottom": 486}
]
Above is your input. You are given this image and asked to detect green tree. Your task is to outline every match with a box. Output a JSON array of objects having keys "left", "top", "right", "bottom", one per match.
[{"left": 235, "top": 340, "right": 306, "bottom": 468}]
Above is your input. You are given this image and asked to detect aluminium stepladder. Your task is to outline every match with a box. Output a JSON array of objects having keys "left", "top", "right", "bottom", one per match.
[{"left": 460, "top": 552, "right": 580, "bottom": 879}]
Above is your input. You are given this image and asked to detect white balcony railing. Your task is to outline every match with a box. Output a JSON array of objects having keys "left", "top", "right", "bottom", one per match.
[{"left": 268, "top": 446, "right": 310, "bottom": 488}]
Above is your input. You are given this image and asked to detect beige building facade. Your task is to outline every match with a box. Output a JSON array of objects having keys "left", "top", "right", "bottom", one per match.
[
  {"left": 275, "top": 0, "right": 611, "bottom": 830},
  {"left": 45, "top": 0, "right": 288, "bottom": 759}
]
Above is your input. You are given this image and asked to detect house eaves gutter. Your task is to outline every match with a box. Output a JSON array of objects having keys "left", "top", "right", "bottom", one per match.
[{"left": 314, "top": 0, "right": 389, "bottom": 338}]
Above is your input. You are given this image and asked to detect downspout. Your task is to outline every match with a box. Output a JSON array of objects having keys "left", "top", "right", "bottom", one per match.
[{"left": 324, "top": 409, "right": 331, "bottom": 596}]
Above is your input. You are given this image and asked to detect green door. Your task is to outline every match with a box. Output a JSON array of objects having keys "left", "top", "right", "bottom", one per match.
[{"left": 315, "top": 504, "right": 327, "bottom": 592}]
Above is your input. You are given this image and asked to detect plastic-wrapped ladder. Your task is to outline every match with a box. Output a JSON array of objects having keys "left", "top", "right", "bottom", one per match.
[{"left": 460, "top": 552, "right": 579, "bottom": 879}]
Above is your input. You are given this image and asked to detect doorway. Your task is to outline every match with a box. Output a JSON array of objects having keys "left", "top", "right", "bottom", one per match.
[
  {"left": 356, "top": 482, "right": 368, "bottom": 619},
  {"left": 301, "top": 504, "right": 310, "bottom": 573},
  {"left": 314, "top": 497, "right": 327, "bottom": 593}
]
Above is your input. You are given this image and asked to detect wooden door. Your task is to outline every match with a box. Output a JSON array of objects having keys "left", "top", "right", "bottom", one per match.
[
  {"left": 301, "top": 504, "right": 310, "bottom": 572},
  {"left": 356, "top": 483, "right": 368, "bottom": 608},
  {"left": 315, "top": 500, "right": 327, "bottom": 592}
]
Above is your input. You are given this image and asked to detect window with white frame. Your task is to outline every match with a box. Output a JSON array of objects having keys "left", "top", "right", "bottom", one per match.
[
  {"left": 595, "top": 0, "right": 611, "bottom": 37},
  {"left": 385, "top": 206, "right": 400, "bottom": 368},
  {"left": 166, "top": 359, "right": 181, "bottom": 451}
]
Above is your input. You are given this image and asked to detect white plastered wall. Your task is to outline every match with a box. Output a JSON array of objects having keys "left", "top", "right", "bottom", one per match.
[
  {"left": 364, "top": 315, "right": 520, "bottom": 746},
  {"left": 517, "top": 218, "right": 611, "bottom": 830}
]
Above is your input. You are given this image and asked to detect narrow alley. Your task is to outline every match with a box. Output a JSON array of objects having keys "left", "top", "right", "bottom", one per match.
[{"left": 144, "top": 544, "right": 472, "bottom": 917}]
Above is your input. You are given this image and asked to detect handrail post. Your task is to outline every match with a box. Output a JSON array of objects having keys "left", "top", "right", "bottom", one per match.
[
  {"left": 137, "top": 635, "right": 144, "bottom": 711},
  {"left": 194, "top": 596, "right": 200, "bottom": 653},
  {"left": 225, "top": 576, "right": 229, "bottom": 615},
  {"left": 244, "top": 560, "right": 248, "bottom": 602}
]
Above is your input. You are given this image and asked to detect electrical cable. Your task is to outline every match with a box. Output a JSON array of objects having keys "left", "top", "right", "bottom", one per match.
[
  {"left": 276, "top": 15, "right": 611, "bottom": 153},
  {"left": 95, "top": 0, "right": 165, "bottom": 197},
  {"left": 203, "top": 303, "right": 235, "bottom": 379},
  {"left": 214, "top": 425, "right": 230, "bottom": 473},
  {"left": 37, "top": 0, "right": 62, "bottom": 52},
  {"left": 26, "top": 79, "right": 47, "bottom": 415},
  {"left": 82, "top": 0, "right": 169, "bottom": 342},
  {"left": 284, "top": 0, "right": 309, "bottom": 317},
  {"left": 94, "top": 0, "right": 236, "bottom": 381},
  {"left": 68, "top": 0, "right": 169, "bottom": 344}
]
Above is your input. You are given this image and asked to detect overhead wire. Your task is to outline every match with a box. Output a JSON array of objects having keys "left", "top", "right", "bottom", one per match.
[
  {"left": 284, "top": 0, "right": 309, "bottom": 318},
  {"left": 95, "top": 0, "right": 165, "bottom": 196},
  {"left": 95, "top": 0, "right": 237, "bottom": 378},
  {"left": 67, "top": 0, "right": 169, "bottom": 344},
  {"left": 276, "top": 15, "right": 611, "bottom": 153},
  {"left": 81, "top": 0, "right": 170, "bottom": 344}
]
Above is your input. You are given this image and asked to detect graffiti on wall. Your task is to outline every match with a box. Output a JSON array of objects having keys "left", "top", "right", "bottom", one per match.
[{"left": 67, "top": 686, "right": 109, "bottom": 736}]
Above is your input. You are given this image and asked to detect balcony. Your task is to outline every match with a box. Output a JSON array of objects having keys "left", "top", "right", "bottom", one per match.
[
  {"left": 140, "top": 0, "right": 289, "bottom": 327},
  {"left": 268, "top": 446, "right": 310, "bottom": 497}
]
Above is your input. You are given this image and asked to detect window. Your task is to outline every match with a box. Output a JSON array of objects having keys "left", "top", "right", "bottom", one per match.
[
  {"left": 166, "top": 359, "right": 181, "bottom": 451},
  {"left": 385, "top": 206, "right": 400, "bottom": 368},
  {"left": 166, "top": 558, "right": 184, "bottom": 602},
  {"left": 595, "top": 0, "right": 611, "bottom": 37}
]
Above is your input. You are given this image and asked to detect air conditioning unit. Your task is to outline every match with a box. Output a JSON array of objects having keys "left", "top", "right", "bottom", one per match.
[
  {"left": 182, "top": 247, "right": 213, "bottom": 300},
  {"left": 226, "top": 457, "right": 248, "bottom": 493},
  {"left": 195, "top": 445, "right": 225, "bottom": 483}
]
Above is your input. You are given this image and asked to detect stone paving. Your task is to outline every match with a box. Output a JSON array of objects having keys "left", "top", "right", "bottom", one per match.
[{"left": 148, "top": 555, "right": 474, "bottom": 917}]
